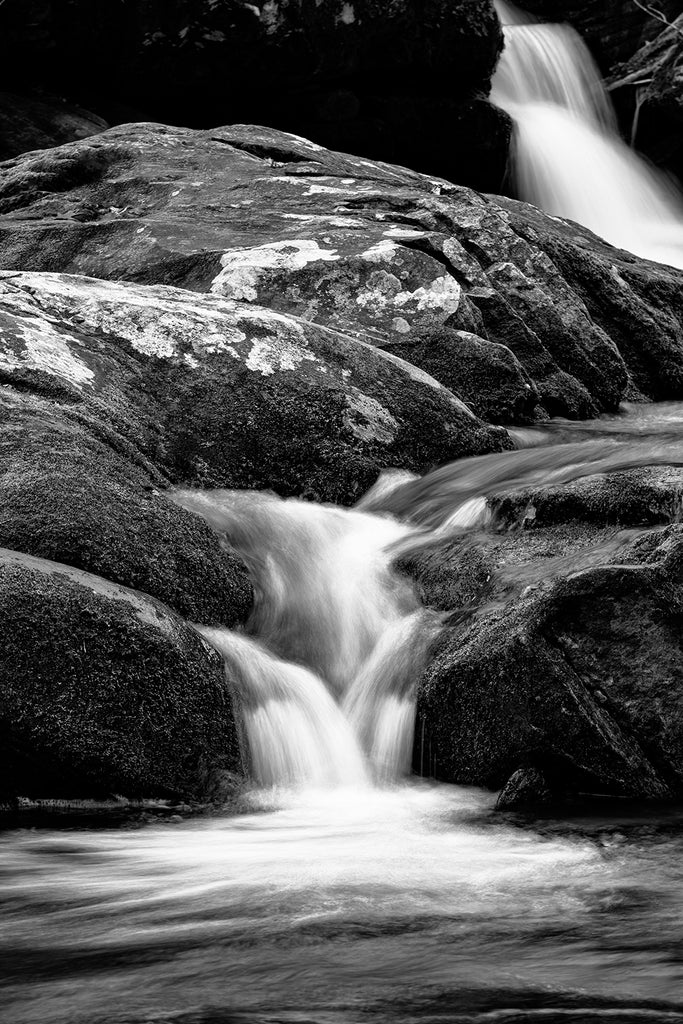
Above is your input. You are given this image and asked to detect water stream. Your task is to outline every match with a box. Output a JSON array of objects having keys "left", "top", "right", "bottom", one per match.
[
  {"left": 491, "top": 0, "right": 683, "bottom": 269},
  {"left": 3, "top": 404, "right": 683, "bottom": 1022}
]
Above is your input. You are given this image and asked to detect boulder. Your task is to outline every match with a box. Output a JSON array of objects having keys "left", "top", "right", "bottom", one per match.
[
  {"left": 0, "top": 270, "right": 506, "bottom": 507},
  {"left": 0, "top": 549, "right": 243, "bottom": 802},
  {"left": 411, "top": 489, "right": 683, "bottom": 801},
  {"left": 0, "top": 0, "right": 508, "bottom": 189},
  {"left": 0, "top": 91, "right": 108, "bottom": 162},
  {"left": 1, "top": 122, "right": 682, "bottom": 420}
]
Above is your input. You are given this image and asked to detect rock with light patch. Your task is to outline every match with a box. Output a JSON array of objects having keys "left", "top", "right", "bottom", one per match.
[
  {"left": 2, "top": 122, "right": 681, "bottom": 422},
  {"left": 0, "top": 270, "right": 508, "bottom": 507}
]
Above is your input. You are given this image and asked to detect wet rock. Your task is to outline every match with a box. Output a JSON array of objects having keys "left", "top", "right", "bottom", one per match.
[
  {"left": 495, "top": 767, "right": 552, "bottom": 810},
  {"left": 0, "top": 91, "right": 108, "bottom": 161},
  {"left": 0, "top": 0, "right": 507, "bottom": 189},
  {"left": 2, "top": 123, "right": 681, "bottom": 421},
  {"left": 414, "top": 522, "right": 683, "bottom": 800},
  {"left": 0, "top": 549, "right": 243, "bottom": 802},
  {"left": 0, "top": 270, "right": 507, "bottom": 507},
  {"left": 491, "top": 466, "right": 683, "bottom": 529}
]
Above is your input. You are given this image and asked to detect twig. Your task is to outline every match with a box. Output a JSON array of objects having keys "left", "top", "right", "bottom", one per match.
[{"left": 630, "top": 0, "right": 683, "bottom": 42}]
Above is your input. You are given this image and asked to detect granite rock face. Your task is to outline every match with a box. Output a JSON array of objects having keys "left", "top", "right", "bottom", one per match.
[{"left": 2, "top": 122, "right": 682, "bottom": 422}]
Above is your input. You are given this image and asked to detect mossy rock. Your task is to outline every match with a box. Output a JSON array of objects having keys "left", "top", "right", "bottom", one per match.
[{"left": 0, "top": 549, "right": 244, "bottom": 802}]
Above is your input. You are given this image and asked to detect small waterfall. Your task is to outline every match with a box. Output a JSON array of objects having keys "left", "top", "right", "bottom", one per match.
[
  {"left": 173, "top": 489, "right": 438, "bottom": 789},
  {"left": 491, "top": 0, "right": 683, "bottom": 269}
]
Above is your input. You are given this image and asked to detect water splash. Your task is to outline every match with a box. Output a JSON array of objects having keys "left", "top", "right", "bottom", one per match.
[{"left": 492, "top": 0, "right": 683, "bottom": 269}]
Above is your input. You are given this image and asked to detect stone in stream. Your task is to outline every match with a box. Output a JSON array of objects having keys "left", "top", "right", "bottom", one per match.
[
  {"left": 1, "top": 122, "right": 682, "bottom": 422},
  {"left": 405, "top": 482, "right": 683, "bottom": 804},
  {"left": 0, "top": 549, "right": 243, "bottom": 803}
]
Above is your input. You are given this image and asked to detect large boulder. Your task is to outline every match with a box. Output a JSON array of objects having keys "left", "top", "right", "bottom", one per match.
[
  {"left": 1, "top": 122, "right": 682, "bottom": 421},
  {"left": 408, "top": 474, "right": 683, "bottom": 802},
  {"left": 0, "top": 0, "right": 508, "bottom": 188},
  {"left": 0, "top": 270, "right": 506, "bottom": 506},
  {"left": 0, "top": 549, "right": 243, "bottom": 802}
]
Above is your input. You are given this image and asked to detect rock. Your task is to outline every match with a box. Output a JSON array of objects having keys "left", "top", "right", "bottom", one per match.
[
  {"left": 491, "top": 466, "right": 683, "bottom": 528},
  {"left": 413, "top": 512, "right": 683, "bottom": 800},
  {"left": 0, "top": 0, "right": 508, "bottom": 190},
  {"left": 389, "top": 328, "right": 541, "bottom": 423},
  {"left": 2, "top": 122, "right": 682, "bottom": 420},
  {"left": 0, "top": 433, "right": 253, "bottom": 626},
  {"left": 0, "top": 91, "right": 108, "bottom": 161},
  {"left": 0, "top": 270, "right": 507, "bottom": 507},
  {"left": 0, "top": 548, "right": 243, "bottom": 801},
  {"left": 495, "top": 767, "right": 552, "bottom": 810},
  {"left": 609, "top": 15, "right": 683, "bottom": 185}
]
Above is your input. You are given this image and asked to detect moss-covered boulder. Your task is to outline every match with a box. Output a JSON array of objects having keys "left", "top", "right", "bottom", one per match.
[{"left": 0, "top": 549, "right": 243, "bottom": 802}]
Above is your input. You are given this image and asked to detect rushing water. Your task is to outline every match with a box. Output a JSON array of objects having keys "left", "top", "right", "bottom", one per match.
[
  {"left": 491, "top": 0, "right": 683, "bottom": 269},
  {"left": 3, "top": 404, "right": 683, "bottom": 1022}
]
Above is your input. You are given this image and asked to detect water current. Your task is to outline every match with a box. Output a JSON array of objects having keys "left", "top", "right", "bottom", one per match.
[
  {"left": 491, "top": 0, "right": 683, "bottom": 270},
  {"left": 3, "top": 403, "right": 683, "bottom": 1023}
]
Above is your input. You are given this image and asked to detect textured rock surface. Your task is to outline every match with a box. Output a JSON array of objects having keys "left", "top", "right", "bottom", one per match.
[
  {"left": 410, "top": 486, "right": 683, "bottom": 801},
  {"left": 0, "top": 549, "right": 243, "bottom": 802},
  {"left": 0, "top": 91, "right": 108, "bottom": 162},
  {"left": 0, "top": 270, "right": 505, "bottom": 505},
  {"left": 1, "top": 122, "right": 682, "bottom": 421},
  {"left": 0, "top": 0, "right": 508, "bottom": 188}
]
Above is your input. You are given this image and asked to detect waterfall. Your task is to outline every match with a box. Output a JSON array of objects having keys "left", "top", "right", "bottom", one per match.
[
  {"left": 491, "top": 0, "right": 683, "bottom": 269},
  {"left": 172, "top": 489, "right": 439, "bottom": 790}
]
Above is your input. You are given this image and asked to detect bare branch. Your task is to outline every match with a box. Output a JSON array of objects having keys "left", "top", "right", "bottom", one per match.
[{"left": 630, "top": 0, "right": 683, "bottom": 42}]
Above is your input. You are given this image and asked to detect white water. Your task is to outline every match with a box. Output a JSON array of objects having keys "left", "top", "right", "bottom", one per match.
[
  {"left": 491, "top": 0, "right": 683, "bottom": 269},
  {"left": 172, "top": 488, "right": 438, "bottom": 788}
]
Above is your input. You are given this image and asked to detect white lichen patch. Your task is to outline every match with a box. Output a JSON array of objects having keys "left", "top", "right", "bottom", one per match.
[
  {"left": 0, "top": 311, "right": 94, "bottom": 387},
  {"left": 383, "top": 228, "right": 428, "bottom": 240},
  {"left": 211, "top": 240, "right": 340, "bottom": 300},
  {"left": 344, "top": 391, "right": 399, "bottom": 444},
  {"left": 394, "top": 275, "right": 462, "bottom": 313},
  {"left": 245, "top": 336, "right": 317, "bottom": 376},
  {"left": 360, "top": 239, "right": 401, "bottom": 263}
]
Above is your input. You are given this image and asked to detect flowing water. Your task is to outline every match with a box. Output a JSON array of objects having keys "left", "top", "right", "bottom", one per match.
[
  {"left": 491, "top": 0, "right": 683, "bottom": 269},
  {"left": 3, "top": 404, "right": 683, "bottom": 1023}
]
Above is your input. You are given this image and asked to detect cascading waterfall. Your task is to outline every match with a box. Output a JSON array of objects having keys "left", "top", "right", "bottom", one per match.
[
  {"left": 491, "top": 0, "right": 683, "bottom": 269},
  {"left": 172, "top": 488, "right": 440, "bottom": 789}
]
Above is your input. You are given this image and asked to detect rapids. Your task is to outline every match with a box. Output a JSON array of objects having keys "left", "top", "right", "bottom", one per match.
[
  {"left": 491, "top": 0, "right": 683, "bottom": 269},
  {"left": 3, "top": 402, "right": 683, "bottom": 1021}
]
